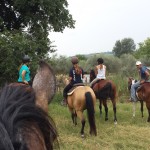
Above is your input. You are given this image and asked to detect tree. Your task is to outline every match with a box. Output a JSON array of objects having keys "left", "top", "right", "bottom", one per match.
[
  {"left": 135, "top": 38, "right": 150, "bottom": 58},
  {"left": 0, "top": 0, "right": 75, "bottom": 85},
  {"left": 0, "top": 0, "right": 75, "bottom": 32},
  {"left": 113, "top": 38, "right": 136, "bottom": 57}
]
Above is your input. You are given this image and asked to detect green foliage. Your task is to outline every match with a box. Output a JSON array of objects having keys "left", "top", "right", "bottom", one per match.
[
  {"left": 135, "top": 38, "right": 150, "bottom": 59},
  {"left": 0, "top": 30, "right": 48, "bottom": 85},
  {"left": 0, "top": 0, "right": 75, "bottom": 32},
  {"left": 49, "top": 54, "right": 72, "bottom": 74},
  {"left": 76, "top": 54, "right": 87, "bottom": 61},
  {"left": 113, "top": 38, "right": 136, "bottom": 57}
]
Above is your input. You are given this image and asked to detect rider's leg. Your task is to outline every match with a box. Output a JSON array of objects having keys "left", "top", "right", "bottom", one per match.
[{"left": 130, "top": 81, "right": 140, "bottom": 102}]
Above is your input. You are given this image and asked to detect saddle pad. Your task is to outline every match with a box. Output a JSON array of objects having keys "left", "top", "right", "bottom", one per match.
[{"left": 67, "top": 86, "right": 84, "bottom": 95}]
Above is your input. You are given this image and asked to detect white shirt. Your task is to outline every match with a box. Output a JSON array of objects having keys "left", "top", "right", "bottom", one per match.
[{"left": 96, "top": 65, "right": 106, "bottom": 79}]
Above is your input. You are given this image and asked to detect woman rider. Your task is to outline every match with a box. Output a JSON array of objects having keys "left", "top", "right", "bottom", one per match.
[
  {"left": 18, "top": 55, "right": 32, "bottom": 86},
  {"left": 61, "top": 56, "right": 85, "bottom": 106}
]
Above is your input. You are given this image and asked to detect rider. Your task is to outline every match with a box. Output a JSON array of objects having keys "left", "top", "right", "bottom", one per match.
[
  {"left": 18, "top": 55, "right": 32, "bottom": 86},
  {"left": 90, "top": 58, "right": 106, "bottom": 87},
  {"left": 130, "top": 61, "right": 150, "bottom": 102},
  {"left": 61, "top": 56, "right": 85, "bottom": 106}
]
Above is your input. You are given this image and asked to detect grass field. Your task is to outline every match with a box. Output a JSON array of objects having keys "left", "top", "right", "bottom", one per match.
[{"left": 49, "top": 94, "right": 150, "bottom": 150}]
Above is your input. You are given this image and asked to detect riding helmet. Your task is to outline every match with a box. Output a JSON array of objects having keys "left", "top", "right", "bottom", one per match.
[
  {"left": 22, "top": 55, "right": 30, "bottom": 63},
  {"left": 71, "top": 56, "right": 79, "bottom": 64}
]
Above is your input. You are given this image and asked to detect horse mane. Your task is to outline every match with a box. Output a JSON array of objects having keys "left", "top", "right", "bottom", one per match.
[{"left": 0, "top": 84, "right": 58, "bottom": 150}]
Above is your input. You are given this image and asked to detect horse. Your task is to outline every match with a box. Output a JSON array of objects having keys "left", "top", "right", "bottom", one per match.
[
  {"left": 67, "top": 85, "right": 97, "bottom": 138},
  {"left": 128, "top": 77, "right": 150, "bottom": 122},
  {"left": 0, "top": 60, "right": 58, "bottom": 149},
  {"left": 91, "top": 78, "right": 117, "bottom": 124},
  {"left": 0, "top": 84, "right": 58, "bottom": 150},
  {"left": 90, "top": 69, "right": 96, "bottom": 83}
]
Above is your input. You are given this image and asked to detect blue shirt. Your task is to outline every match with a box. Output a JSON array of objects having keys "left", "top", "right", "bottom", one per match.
[
  {"left": 69, "top": 67, "right": 84, "bottom": 84},
  {"left": 18, "top": 65, "right": 30, "bottom": 82},
  {"left": 140, "top": 66, "right": 148, "bottom": 80}
]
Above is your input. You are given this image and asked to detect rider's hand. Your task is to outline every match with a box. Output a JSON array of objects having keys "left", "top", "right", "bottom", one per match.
[{"left": 140, "top": 80, "right": 145, "bottom": 84}]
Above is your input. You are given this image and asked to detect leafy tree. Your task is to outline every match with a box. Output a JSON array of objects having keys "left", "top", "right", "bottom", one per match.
[
  {"left": 113, "top": 38, "right": 136, "bottom": 57},
  {"left": 135, "top": 38, "right": 150, "bottom": 58},
  {"left": 0, "top": 0, "right": 75, "bottom": 85},
  {"left": 0, "top": 30, "right": 58, "bottom": 85},
  {"left": 0, "top": 0, "right": 75, "bottom": 32}
]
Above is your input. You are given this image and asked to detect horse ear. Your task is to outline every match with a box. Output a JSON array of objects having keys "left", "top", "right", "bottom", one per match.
[{"left": 32, "top": 60, "right": 56, "bottom": 104}]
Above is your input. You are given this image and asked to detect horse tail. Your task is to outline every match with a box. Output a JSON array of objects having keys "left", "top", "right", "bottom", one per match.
[{"left": 85, "top": 92, "right": 97, "bottom": 136}]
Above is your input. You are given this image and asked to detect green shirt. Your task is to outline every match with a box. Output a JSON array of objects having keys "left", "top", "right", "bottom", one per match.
[{"left": 18, "top": 65, "right": 30, "bottom": 82}]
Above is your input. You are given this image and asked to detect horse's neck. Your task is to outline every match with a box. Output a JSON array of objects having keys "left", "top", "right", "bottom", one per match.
[{"left": 35, "top": 91, "right": 49, "bottom": 113}]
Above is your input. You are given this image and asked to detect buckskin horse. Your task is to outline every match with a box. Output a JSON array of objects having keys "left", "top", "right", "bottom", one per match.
[
  {"left": 0, "top": 60, "right": 58, "bottom": 150},
  {"left": 90, "top": 72, "right": 117, "bottom": 124},
  {"left": 67, "top": 85, "right": 97, "bottom": 138},
  {"left": 128, "top": 77, "right": 150, "bottom": 122}
]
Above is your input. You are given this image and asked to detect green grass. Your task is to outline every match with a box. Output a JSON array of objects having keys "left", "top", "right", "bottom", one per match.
[{"left": 49, "top": 96, "right": 150, "bottom": 150}]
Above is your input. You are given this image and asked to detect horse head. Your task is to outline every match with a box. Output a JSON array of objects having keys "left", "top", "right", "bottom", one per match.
[
  {"left": 0, "top": 84, "right": 58, "bottom": 149},
  {"left": 128, "top": 77, "right": 137, "bottom": 91}
]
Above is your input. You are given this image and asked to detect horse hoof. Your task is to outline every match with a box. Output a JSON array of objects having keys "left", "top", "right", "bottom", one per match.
[
  {"left": 132, "top": 114, "right": 135, "bottom": 117},
  {"left": 105, "top": 118, "right": 108, "bottom": 121},
  {"left": 114, "top": 121, "right": 117, "bottom": 125},
  {"left": 81, "top": 134, "right": 85, "bottom": 138}
]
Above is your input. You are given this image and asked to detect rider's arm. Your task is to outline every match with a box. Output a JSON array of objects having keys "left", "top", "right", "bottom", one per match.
[
  {"left": 145, "top": 70, "right": 150, "bottom": 80},
  {"left": 94, "top": 66, "right": 98, "bottom": 76},
  {"left": 22, "top": 70, "right": 29, "bottom": 84}
]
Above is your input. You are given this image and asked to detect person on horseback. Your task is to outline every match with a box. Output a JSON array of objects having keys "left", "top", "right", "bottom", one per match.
[
  {"left": 130, "top": 61, "right": 150, "bottom": 102},
  {"left": 90, "top": 58, "right": 106, "bottom": 88},
  {"left": 61, "top": 56, "right": 85, "bottom": 106},
  {"left": 18, "top": 55, "right": 32, "bottom": 86}
]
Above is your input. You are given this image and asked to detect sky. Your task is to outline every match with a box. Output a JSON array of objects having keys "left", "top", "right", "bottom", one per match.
[{"left": 50, "top": 0, "right": 150, "bottom": 57}]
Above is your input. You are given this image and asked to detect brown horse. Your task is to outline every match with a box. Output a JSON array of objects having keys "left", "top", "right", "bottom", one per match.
[
  {"left": 128, "top": 77, "right": 150, "bottom": 122},
  {"left": 67, "top": 85, "right": 97, "bottom": 137},
  {"left": 0, "top": 60, "right": 58, "bottom": 149},
  {"left": 91, "top": 79, "right": 117, "bottom": 124}
]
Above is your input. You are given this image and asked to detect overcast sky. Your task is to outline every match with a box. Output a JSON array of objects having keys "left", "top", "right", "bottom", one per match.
[{"left": 50, "top": 0, "right": 150, "bottom": 57}]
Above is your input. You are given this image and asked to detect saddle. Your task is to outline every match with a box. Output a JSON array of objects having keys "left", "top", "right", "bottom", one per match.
[
  {"left": 92, "top": 79, "right": 104, "bottom": 88},
  {"left": 67, "top": 83, "right": 85, "bottom": 96}
]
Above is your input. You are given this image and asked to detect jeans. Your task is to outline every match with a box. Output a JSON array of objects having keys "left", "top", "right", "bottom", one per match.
[{"left": 130, "top": 81, "right": 140, "bottom": 102}]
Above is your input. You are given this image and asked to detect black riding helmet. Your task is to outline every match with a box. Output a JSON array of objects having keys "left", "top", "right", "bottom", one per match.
[
  {"left": 71, "top": 56, "right": 79, "bottom": 64},
  {"left": 97, "top": 58, "right": 104, "bottom": 64},
  {"left": 22, "top": 55, "right": 30, "bottom": 63}
]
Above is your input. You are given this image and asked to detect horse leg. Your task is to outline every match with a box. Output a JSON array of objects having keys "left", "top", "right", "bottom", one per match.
[
  {"left": 145, "top": 102, "right": 150, "bottom": 122},
  {"left": 76, "top": 111, "right": 85, "bottom": 138},
  {"left": 140, "top": 101, "right": 144, "bottom": 118},
  {"left": 99, "top": 99, "right": 102, "bottom": 117},
  {"left": 112, "top": 99, "right": 117, "bottom": 124},
  {"left": 132, "top": 102, "right": 136, "bottom": 117},
  {"left": 69, "top": 108, "right": 77, "bottom": 125},
  {"left": 102, "top": 100, "right": 108, "bottom": 121}
]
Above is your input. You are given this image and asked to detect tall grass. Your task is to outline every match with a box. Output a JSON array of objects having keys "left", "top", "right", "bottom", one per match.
[{"left": 50, "top": 93, "right": 150, "bottom": 150}]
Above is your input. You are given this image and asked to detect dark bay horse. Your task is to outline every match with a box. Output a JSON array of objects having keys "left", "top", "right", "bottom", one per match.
[
  {"left": 67, "top": 86, "right": 97, "bottom": 137},
  {"left": 128, "top": 77, "right": 150, "bottom": 122},
  {"left": 0, "top": 60, "right": 58, "bottom": 149},
  {"left": 91, "top": 77, "right": 117, "bottom": 124}
]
